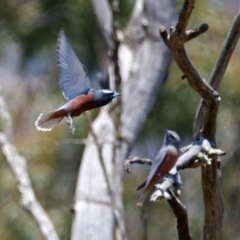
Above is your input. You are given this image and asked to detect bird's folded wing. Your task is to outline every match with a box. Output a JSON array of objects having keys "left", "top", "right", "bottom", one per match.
[
  {"left": 56, "top": 30, "right": 91, "bottom": 100},
  {"left": 145, "top": 146, "right": 167, "bottom": 187}
]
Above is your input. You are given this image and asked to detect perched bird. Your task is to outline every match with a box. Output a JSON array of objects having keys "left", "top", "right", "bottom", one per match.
[
  {"left": 137, "top": 130, "right": 180, "bottom": 207},
  {"left": 35, "top": 30, "right": 120, "bottom": 133}
]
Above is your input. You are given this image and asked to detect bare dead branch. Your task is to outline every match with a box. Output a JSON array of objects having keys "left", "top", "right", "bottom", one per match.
[
  {"left": 160, "top": 2, "right": 219, "bottom": 140},
  {"left": 209, "top": 9, "right": 240, "bottom": 89},
  {"left": 167, "top": 191, "right": 192, "bottom": 240},
  {"left": 150, "top": 173, "right": 182, "bottom": 201},
  {"left": 176, "top": 0, "right": 195, "bottom": 35},
  {"left": 0, "top": 134, "right": 59, "bottom": 240},
  {"left": 192, "top": 8, "right": 240, "bottom": 240},
  {"left": 194, "top": 9, "right": 240, "bottom": 136},
  {"left": 0, "top": 90, "right": 13, "bottom": 139},
  {"left": 160, "top": 26, "right": 219, "bottom": 109},
  {"left": 108, "top": 0, "right": 122, "bottom": 127},
  {"left": 159, "top": 2, "right": 240, "bottom": 240},
  {"left": 124, "top": 156, "right": 153, "bottom": 173},
  {"left": 150, "top": 181, "right": 191, "bottom": 240},
  {"left": 85, "top": 112, "right": 113, "bottom": 197},
  {"left": 0, "top": 87, "right": 59, "bottom": 240},
  {"left": 185, "top": 23, "right": 209, "bottom": 42}
]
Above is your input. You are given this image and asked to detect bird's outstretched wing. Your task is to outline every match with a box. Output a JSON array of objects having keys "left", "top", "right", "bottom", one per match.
[
  {"left": 56, "top": 30, "right": 92, "bottom": 101},
  {"left": 144, "top": 146, "right": 168, "bottom": 188}
]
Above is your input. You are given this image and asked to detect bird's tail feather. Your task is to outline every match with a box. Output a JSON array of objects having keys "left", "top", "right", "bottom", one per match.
[
  {"left": 35, "top": 109, "right": 66, "bottom": 131},
  {"left": 137, "top": 191, "right": 148, "bottom": 207},
  {"left": 136, "top": 180, "right": 147, "bottom": 191}
]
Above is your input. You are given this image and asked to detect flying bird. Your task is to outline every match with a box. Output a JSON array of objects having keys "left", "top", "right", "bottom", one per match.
[
  {"left": 137, "top": 130, "right": 180, "bottom": 207},
  {"left": 35, "top": 30, "right": 120, "bottom": 133}
]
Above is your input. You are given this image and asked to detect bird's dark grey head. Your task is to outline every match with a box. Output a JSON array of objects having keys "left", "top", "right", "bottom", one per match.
[
  {"left": 93, "top": 90, "right": 121, "bottom": 107},
  {"left": 164, "top": 130, "right": 180, "bottom": 148}
]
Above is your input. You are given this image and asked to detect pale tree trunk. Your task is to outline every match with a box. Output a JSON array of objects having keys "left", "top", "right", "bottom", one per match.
[{"left": 71, "top": 0, "right": 175, "bottom": 239}]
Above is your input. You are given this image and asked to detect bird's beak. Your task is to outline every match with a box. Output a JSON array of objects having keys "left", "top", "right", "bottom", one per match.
[{"left": 113, "top": 93, "right": 121, "bottom": 98}]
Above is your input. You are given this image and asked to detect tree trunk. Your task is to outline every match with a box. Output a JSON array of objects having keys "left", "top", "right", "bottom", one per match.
[{"left": 71, "top": 0, "right": 175, "bottom": 239}]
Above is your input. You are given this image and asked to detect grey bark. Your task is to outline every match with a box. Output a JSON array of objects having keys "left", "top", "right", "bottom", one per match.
[{"left": 71, "top": 0, "right": 175, "bottom": 239}]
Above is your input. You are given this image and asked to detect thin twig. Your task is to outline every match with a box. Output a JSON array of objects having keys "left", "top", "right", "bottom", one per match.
[
  {"left": 185, "top": 23, "right": 209, "bottom": 42},
  {"left": 0, "top": 89, "right": 13, "bottom": 139},
  {"left": 85, "top": 112, "right": 113, "bottom": 196},
  {"left": 56, "top": 138, "right": 89, "bottom": 145}
]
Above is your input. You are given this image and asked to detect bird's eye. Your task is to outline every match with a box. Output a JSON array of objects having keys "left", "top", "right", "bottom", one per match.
[{"left": 169, "top": 134, "right": 175, "bottom": 139}]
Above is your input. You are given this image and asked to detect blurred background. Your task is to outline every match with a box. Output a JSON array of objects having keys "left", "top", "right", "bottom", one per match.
[{"left": 0, "top": 0, "right": 239, "bottom": 239}]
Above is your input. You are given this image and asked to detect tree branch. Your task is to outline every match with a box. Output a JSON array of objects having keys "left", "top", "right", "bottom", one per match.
[
  {"left": 194, "top": 9, "right": 240, "bottom": 136},
  {"left": 185, "top": 23, "right": 208, "bottom": 42},
  {"left": 0, "top": 91, "right": 59, "bottom": 240},
  {"left": 159, "top": 2, "right": 240, "bottom": 240},
  {"left": 124, "top": 156, "right": 153, "bottom": 173},
  {"left": 167, "top": 191, "right": 192, "bottom": 240},
  {"left": 176, "top": 0, "right": 195, "bottom": 35}
]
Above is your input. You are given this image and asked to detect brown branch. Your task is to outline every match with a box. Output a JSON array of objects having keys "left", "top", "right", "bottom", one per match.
[
  {"left": 108, "top": 0, "right": 122, "bottom": 129},
  {"left": 160, "top": 26, "right": 219, "bottom": 109},
  {"left": 176, "top": 0, "right": 195, "bottom": 35},
  {"left": 159, "top": 3, "right": 240, "bottom": 240},
  {"left": 209, "top": 9, "right": 240, "bottom": 89},
  {"left": 185, "top": 23, "right": 209, "bottom": 42},
  {"left": 110, "top": 0, "right": 122, "bottom": 93},
  {"left": 158, "top": 2, "right": 240, "bottom": 240},
  {"left": 192, "top": 9, "right": 240, "bottom": 240},
  {"left": 194, "top": 9, "right": 240, "bottom": 137},
  {"left": 167, "top": 191, "right": 192, "bottom": 240}
]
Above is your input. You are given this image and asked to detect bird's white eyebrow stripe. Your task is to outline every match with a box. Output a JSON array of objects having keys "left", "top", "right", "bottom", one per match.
[{"left": 102, "top": 90, "right": 112, "bottom": 93}]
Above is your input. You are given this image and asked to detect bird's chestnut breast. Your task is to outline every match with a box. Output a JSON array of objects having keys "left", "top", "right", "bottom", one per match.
[
  {"left": 158, "top": 146, "right": 178, "bottom": 175},
  {"left": 66, "top": 94, "right": 95, "bottom": 116}
]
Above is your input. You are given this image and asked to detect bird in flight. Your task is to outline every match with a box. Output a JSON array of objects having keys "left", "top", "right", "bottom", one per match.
[
  {"left": 35, "top": 30, "right": 120, "bottom": 133},
  {"left": 137, "top": 130, "right": 180, "bottom": 207}
]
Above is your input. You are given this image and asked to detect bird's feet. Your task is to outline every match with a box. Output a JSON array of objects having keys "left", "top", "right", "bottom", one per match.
[{"left": 67, "top": 114, "right": 75, "bottom": 134}]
